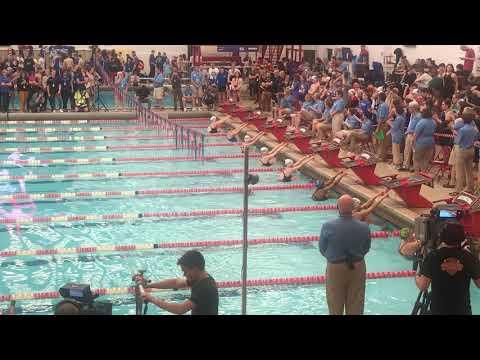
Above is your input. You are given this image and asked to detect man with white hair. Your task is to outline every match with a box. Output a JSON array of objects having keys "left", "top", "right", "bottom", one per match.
[
  {"left": 319, "top": 194, "right": 371, "bottom": 315},
  {"left": 400, "top": 101, "right": 421, "bottom": 171}
]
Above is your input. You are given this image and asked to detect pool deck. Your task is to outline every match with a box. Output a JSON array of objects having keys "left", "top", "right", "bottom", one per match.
[{"left": 211, "top": 106, "right": 455, "bottom": 229}]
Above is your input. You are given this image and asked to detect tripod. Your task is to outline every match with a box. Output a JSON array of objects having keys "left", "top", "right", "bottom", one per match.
[{"left": 93, "top": 82, "right": 109, "bottom": 112}]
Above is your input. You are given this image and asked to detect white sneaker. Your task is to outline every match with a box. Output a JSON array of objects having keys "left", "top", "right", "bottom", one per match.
[{"left": 59, "top": 109, "right": 64, "bottom": 113}]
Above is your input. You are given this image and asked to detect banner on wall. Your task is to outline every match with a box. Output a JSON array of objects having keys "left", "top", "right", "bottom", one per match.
[{"left": 217, "top": 46, "right": 258, "bottom": 52}]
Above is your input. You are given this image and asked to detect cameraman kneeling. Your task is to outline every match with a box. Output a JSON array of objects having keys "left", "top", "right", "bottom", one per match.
[
  {"left": 416, "top": 222, "right": 480, "bottom": 315},
  {"left": 136, "top": 250, "right": 218, "bottom": 315}
]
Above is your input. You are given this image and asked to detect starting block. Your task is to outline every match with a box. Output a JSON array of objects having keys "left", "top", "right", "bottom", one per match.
[
  {"left": 311, "top": 138, "right": 352, "bottom": 168},
  {"left": 381, "top": 173, "right": 434, "bottom": 208},
  {"left": 265, "top": 119, "right": 288, "bottom": 142},
  {"left": 342, "top": 151, "right": 397, "bottom": 186},
  {"left": 284, "top": 129, "right": 314, "bottom": 154},
  {"left": 220, "top": 102, "right": 238, "bottom": 113},
  {"left": 449, "top": 192, "right": 480, "bottom": 237},
  {"left": 244, "top": 113, "right": 268, "bottom": 132},
  {"left": 230, "top": 107, "right": 251, "bottom": 121}
]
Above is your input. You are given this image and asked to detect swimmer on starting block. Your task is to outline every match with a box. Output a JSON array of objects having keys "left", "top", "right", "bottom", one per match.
[
  {"left": 311, "top": 171, "right": 348, "bottom": 201},
  {"left": 226, "top": 123, "right": 250, "bottom": 142},
  {"left": 278, "top": 155, "right": 315, "bottom": 182},
  {"left": 207, "top": 115, "right": 229, "bottom": 134},
  {"left": 259, "top": 142, "right": 290, "bottom": 166},
  {"left": 352, "top": 189, "right": 391, "bottom": 222}
]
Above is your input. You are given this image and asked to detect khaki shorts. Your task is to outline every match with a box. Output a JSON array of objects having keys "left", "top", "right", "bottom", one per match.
[
  {"left": 448, "top": 144, "right": 458, "bottom": 166},
  {"left": 153, "top": 87, "right": 164, "bottom": 99},
  {"left": 192, "top": 85, "right": 203, "bottom": 98}
]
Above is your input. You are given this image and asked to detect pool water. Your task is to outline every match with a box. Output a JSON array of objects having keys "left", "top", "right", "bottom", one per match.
[{"left": 1, "top": 118, "right": 480, "bottom": 315}]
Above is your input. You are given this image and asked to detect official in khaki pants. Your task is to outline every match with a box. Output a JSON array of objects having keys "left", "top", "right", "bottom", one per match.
[
  {"left": 387, "top": 103, "right": 406, "bottom": 169},
  {"left": 413, "top": 106, "right": 437, "bottom": 175},
  {"left": 330, "top": 90, "right": 346, "bottom": 136},
  {"left": 319, "top": 195, "right": 371, "bottom": 315},
  {"left": 454, "top": 108, "right": 478, "bottom": 195},
  {"left": 400, "top": 101, "right": 421, "bottom": 171}
]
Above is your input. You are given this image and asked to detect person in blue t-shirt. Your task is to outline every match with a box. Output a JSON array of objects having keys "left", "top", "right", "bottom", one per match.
[
  {"left": 400, "top": 101, "right": 421, "bottom": 171},
  {"left": 215, "top": 68, "right": 228, "bottom": 104},
  {"left": 190, "top": 66, "right": 204, "bottom": 110},
  {"left": 387, "top": 104, "right": 406, "bottom": 169},
  {"left": 315, "top": 97, "right": 334, "bottom": 140},
  {"left": 278, "top": 88, "right": 295, "bottom": 116},
  {"left": 337, "top": 107, "right": 362, "bottom": 144},
  {"left": 454, "top": 108, "right": 478, "bottom": 195},
  {"left": 375, "top": 92, "right": 390, "bottom": 161},
  {"left": 183, "top": 83, "right": 194, "bottom": 111},
  {"left": 413, "top": 105, "right": 437, "bottom": 174}
]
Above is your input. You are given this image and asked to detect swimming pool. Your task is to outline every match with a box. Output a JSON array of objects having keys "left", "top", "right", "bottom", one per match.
[{"left": 1, "top": 116, "right": 479, "bottom": 315}]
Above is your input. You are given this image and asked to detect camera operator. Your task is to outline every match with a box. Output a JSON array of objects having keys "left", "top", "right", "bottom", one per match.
[
  {"left": 416, "top": 222, "right": 480, "bottom": 315},
  {"left": 135, "top": 250, "right": 218, "bottom": 315}
]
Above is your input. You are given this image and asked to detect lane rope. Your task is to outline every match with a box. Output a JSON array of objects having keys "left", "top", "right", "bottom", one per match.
[
  {"left": 0, "top": 143, "right": 237, "bottom": 154},
  {"left": 0, "top": 153, "right": 262, "bottom": 168},
  {"left": 0, "top": 204, "right": 337, "bottom": 225},
  {"left": 0, "top": 270, "right": 416, "bottom": 302},
  {"left": 0, "top": 126, "right": 153, "bottom": 133},
  {"left": 0, "top": 183, "right": 316, "bottom": 203},
  {"left": 0, "top": 167, "right": 283, "bottom": 183},
  {"left": 0, "top": 133, "right": 223, "bottom": 143},
  {"left": 0, "top": 231, "right": 400, "bottom": 258}
]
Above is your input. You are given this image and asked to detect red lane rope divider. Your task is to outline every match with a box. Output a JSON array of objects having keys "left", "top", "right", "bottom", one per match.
[
  {"left": 0, "top": 231, "right": 400, "bottom": 258},
  {"left": 1, "top": 183, "right": 317, "bottom": 203},
  {"left": 0, "top": 167, "right": 282, "bottom": 183},
  {"left": 0, "top": 270, "right": 416, "bottom": 302},
  {"left": 0, "top": 204, "right": 337, "bottom": 225},
  {"left": 0, "top": 153, "right": 262, "bottom": 167},
  {"left": 0, "top": 119, "right": 137, "bottom": 125}
]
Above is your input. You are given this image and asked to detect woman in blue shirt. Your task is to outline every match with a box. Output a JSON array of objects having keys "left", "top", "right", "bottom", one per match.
[
  {"left": 387, "top": 104, "right": 406, "bottom": 169},
  {"left": 413, "top": 105, "right": 437, "bottom": 175}
]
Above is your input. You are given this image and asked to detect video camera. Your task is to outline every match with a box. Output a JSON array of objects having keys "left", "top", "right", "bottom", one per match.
[
  {"left": 414, "top": 203, "right": 464, "bottom": 252},
  {"left": 54, "top": 283, "right": 112, "bottom": 315},
  {"left": 132, "top": 270, "right": 151, "bottom": 315}
]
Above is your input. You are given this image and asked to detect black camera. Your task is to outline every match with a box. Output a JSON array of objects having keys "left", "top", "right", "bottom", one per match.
[
  {"left": 414, "top": 203, "right": 464, "bottom": 252},
  {"left": 54, "top": 283, "right": 112, "bottom": 315}
]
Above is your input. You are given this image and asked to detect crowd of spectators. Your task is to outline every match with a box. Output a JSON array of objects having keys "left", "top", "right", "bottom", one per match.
[
  {"left": 231, "top": 46, "right": 480, "bottom": 196},
  {"left": 0, "top": 46, "right": 102, "bottom": 113}
]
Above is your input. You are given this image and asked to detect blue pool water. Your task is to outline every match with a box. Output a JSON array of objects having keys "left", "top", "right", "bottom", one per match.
[{"left": 1, "top": 118, "right": 480, "bottom": 315}]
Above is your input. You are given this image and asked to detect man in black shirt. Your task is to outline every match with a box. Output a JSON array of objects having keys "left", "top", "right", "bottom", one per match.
[
  {"left": 46, "top": 70, "right": 60, "bottom": 112},
  {"left": 135, "top": 85, "right": 152, "bottom": 110},
  {"left": 417, "top": 222, "right": 480, "bottom": 315},
  {"left": 137, "top": 250, "right": 218, "bottom": 315},
  {"left": 171, "top": 69, "right": 184, "bottom": 111}
]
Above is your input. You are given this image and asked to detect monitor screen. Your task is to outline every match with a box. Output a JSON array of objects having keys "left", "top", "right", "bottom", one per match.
[
  {"left": 69, "top": 288, "right": 84, "bottom": 298},
  {"left": 439, "top": 209, "right": 457, "bottom": 219}
]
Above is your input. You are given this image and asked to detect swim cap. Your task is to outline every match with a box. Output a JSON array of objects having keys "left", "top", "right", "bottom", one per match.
[
  {"left": 399, "top": 228, "right": 411, "bottom": 240},
  {"left": 244, "top": 135, "right": 251, "bottom": 142},
  {"left": 209, "top": 116, "right": 217, "bottom": 122},
  {"left": 352, "top": 197, "right": 361, "bottom": 209},
  {"left": 260, "top": 147, "right": 269, "bottom": 153},
  {"left": 276, "top": 118, "right": 283, "bottom": 123},
  {"left": 284, "top": 159, "right": 294, "bottom": 166},
  {"left": 300, "top": 128, "right": 306, "bottom": 133}
]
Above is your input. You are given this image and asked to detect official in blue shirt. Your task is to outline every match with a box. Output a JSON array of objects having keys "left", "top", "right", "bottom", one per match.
[
  {"left": 401, "top": 101, "right": 421, "bottom": 171},
  {"left": 413, "top": 106, "right": 437, "bottom": 174},
  {"left": 388, "top": 105, "right": 406, "bottom": 168},
  {"left": 330, "top": 90, "right": 346, "bottom": 135},
  {"left": 319, "top": 194, "right": 371, "bottom": 315},
  {"left": 454, "top": 108, "right": 478, "bottom": 194}
]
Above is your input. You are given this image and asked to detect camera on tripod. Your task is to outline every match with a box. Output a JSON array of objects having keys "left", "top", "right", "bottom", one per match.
[
  {"left": 414, "top": 204, "right": 464, "bottom": 253},
  {"left": 54, "top": 283, "right": 112, "bottom": 315},
  {"left": 132, "top": 270, "right": 151, "bottom": 315}
]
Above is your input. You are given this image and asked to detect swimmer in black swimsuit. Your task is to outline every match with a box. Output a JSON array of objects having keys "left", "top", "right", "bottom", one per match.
[
  {"left": 311, "top": 171, "right": 347, "bottom": 201},
  {"left": 278, "top": 154, "right": 315, "bottom": 182},
  {"left": 259, "top": 142, "right": 290, "bottom": 166},
  {"left": 226, "top": 123, "right": 250, "bottom": 142},
  {"left": 208, "top": 115, "right": 230, "bottom": 134}
]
